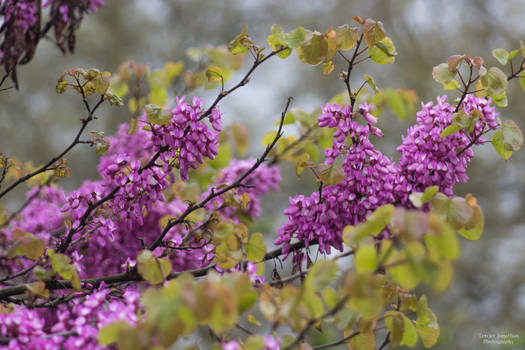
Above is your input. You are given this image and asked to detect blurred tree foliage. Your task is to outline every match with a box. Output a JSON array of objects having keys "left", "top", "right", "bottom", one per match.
[{"left": 1, "top": 1, "right": 524, "bottom": 348}]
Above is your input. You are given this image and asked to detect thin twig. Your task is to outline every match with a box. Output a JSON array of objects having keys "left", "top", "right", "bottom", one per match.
[
  {"left": 378, "top": 332, "right": 391, "bottom": 350},
  {"left": 200, "top": 47, "right": 288, "bottom": 120},
  {"left": 0, "top": 94, "right": 104, "bottom": 200},
  {"left": 283, "top": 295, "right": 351, "bottom": 350}
]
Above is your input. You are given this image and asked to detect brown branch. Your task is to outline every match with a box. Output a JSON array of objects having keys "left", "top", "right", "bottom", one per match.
[
  {"left": 0, "top": 261, "right": 40, "bottom": 283},
  {"left": 0, "top": 94, "right": 105, "bottom": 201},
  {"left": 200, "top": 47, "right": 289, "bottom": 120},
  {"left": 283, "top": 295, "right": 351, "bottom": 350},
  {"left": 507, "top": 57, "right": 525, "bottom": 81},
  {"left": 456, "top": 127, "right": 492, "bottom": 156},
  {"left": 0, "top": 236, "right": 316, "bottom": 300},
  {"left": 378, "top": 332, "right": 391, "bottom": 350},
  {"left": 343, "top": 34, "right": 364, "bottom": 109},
  {"left": 454, "top": 64, "right": 474, "bottom": 113},
  {"left": 313, "top": 331, "right": 360, "bottom": 349}
]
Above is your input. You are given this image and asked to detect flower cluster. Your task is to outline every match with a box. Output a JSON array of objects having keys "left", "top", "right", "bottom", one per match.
[
  {"left": 42, "top": 0, "right": 104, "bottom": 22},
  {"left": 0, "top": 284, "right": 139, "bottom": 350},
  {"left": 151, "top": 96, "right": 223, "bottom": 181},
  {"left": 2, "top": 0, "right": 38, "bottom": 31},
  {"left": 0, "top": 306, "right": 46, "bottom": 349},
  {"left": 0, "top": 0, "right": 104, "bottom": 88},
  {"left": 276, "top": 102, "right": 408, "bottom": 255},
  {"left": 101, "top": 156, "right": 170, "bottom": 225},
  {"left": 277, "top": 96, "right": 497, "bottom": 256},
  {"left": 397, "top": 95, "right": 498, "bottom": 196},
  {"left": 203, "top": 158, "right": 281, "bottom": 220}
]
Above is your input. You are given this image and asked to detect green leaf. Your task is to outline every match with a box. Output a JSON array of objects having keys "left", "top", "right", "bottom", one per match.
[
  {"left": 47, "top": 249, "right": 81, "bottom": 290},
  {"left": 458, "top": 196, "right": 484, "bottom": 240},
  {"left": 491, "top": 90, "right": 508, "bottom": 107},
  {"left": 409, "top": 186, "right": 439, "bottom": 208},
  {"left": 208, "top": 143, "right": 232, "bottom": 170},
  {"left": 363, "top": 74, "right": 378, "bottom": 93},
  {"left": 443, "top": 79, "right": 460, "bottom": 90},
  {"left": 416, "top": 296, "right": 440, "bottom": 348},
  {"left": 271, "top": 25, "right": 307, "bottom": 48},
  {"left": 501, "top": 120, "right": 523, "bottom": 151},
  {"left": 137, "top": 250, "right": 172, "bottom": 285},
  {"left": 492, "top": 129, "right": 513, "bottom": 159},
  {"left": 56, "top": 74, "right": 67, "bottom": 94},
  {"left": 144, "top": 104, "right": 172, "bottom": 126},
  {"left": 355, "top": 244, "right": 378, "bottom": 273},
  {"left": 228, "top": 25, "right": 251, "bottom": 54},
  {"left": 362, "top": 19, "right": 386, "bottom": 47},
  {"left": 369, "top": 37, "right": 396, "bottom": 64},
  {"left": 267, "top": 35, "right": 292, "bottom": 58},
  {"left": 262, "top": 131, "right": 277, "bottom": 146},
  {"left": 316, "top": 163, "right": 345, "bottom": 186},
  {"left": 424, "top": 220, "right": 459, "bottom": 260},
  {"left": 519, "top": 75, "right": 525, "bottom": 92},
  {"left": 343, "top": 204, "right": 394, "bottom": 247},
  {"left": 400, "top": 313, "right": 418, "bottom": 347},
  {"left": 244, "top": 335, "right": 265, "bottom": 350},
  {"left": 205, "top": 66, "right": 223, "bottom": 83},
  {"left": 321, "top": 60, "right": 334, "bottom": 75},
  {"left": 421, "top": 186, "right": 439, "bottom": 202},
  {"left": 95, "top": 139, "right": 109, "bottom": 155},
  {"left": 93, "top": 75, "right": 110, "bottom": 94},
  {"left": 385, "top": 311, "right": 405, "bottom": 347},
  {"left": 98, "top": 321, "right": 130, "bottom": 346},
  {"left": 485, "top": 66, "right": 508, "bottom": 95},
  {"left": 231, "top": 123, "right": 249, "bottom": 156},
  {"left": 448, "top": 197, "right": 474, "bottom": 230},
  {"left": 305, "top": 260, "right": 338, "bottom": 291},
  {"left": 348, "top": 331, "right": 375, "bottom": 350},
  {"left": 295, "top": 152, "right": 310, "bottom": 177},
  {"left": 7, "top": 230, "right": 46, "bottom": 260},
  {"left": 389, "top": 261, "right": 421, "bottom": 290},
  {"left": 245, "top": 233, "right": 266, "bottom": 262},
  {"left": 296, "top": 31, "right": 328, "bottom": 65},
  {"left": 492, "top": 48, "right": 509, "bottom": 65},
  {"left": 334, "top": 25, "right": 359, "bottom": 51},
  {"left": 104, "top": 89, "right": 124, "bottom": 106},
  {"left": 440, "top": 123, "right": 462, "bottom": 138},
  {"left": 433, "top": 260, "right": 453, "bottom": 293},
  {"left": 432, "top": 63, "right": 456, "bottom": 87}
]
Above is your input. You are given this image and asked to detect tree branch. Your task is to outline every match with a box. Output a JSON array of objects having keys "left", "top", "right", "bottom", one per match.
[
  {"left": 0, "top": 94, "right": 105, "bottom": 201},
  {"left": 0, "top": 236, "right": 318, "bottom": 300},
  {"left": 200, "top": 47, "right": 289, "bottom": 120}
]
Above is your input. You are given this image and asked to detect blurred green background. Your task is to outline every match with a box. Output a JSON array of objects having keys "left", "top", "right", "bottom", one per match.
[{"left": 1, "top": 1, "right": 525, "bottom": 348}]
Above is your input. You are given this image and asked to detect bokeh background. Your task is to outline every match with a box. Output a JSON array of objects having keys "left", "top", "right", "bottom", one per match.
[{"left": 1, "top": 1, "right": 525, "bottom": 349}]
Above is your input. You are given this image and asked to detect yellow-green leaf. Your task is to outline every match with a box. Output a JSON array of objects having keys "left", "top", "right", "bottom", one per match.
[
  {"left": 137, "top": 249, "right": 172, "bottom": 285},
  {"left": 144, "top": 104, "right": 172, "bottom": 126},
  {"left": 492, "top": 129, "right": 513, "bottom": 159},
  {"left": 501, "top": 120, "right": 523, "bottom": 152},
  {"left": 355, "top": 244, "right": 378, "bottom": 273},
  {"left": 369, "top": 37, "right": 396, "bottom": 64},
  {"left": 246, "top": 233, "right": 266, "bottom": 262},
  {"left": 492, "top": 48, "right": 509, "bottom": 65},
  {"left": 362, "top": 19, "right": 386, "bottom": 47}
]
